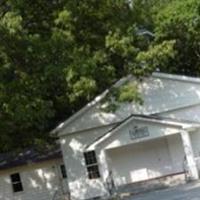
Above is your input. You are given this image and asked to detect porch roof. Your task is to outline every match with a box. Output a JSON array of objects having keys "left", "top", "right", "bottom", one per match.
[{"left": 86, "top": 114, "right": 200, "bottom": 151}]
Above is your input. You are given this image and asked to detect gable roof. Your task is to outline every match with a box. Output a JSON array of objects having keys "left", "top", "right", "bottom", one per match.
[
  {"left": 51, "top": 75, "right": 133, "bottom": 135},
  {"left": 86, "top": 114, "right": 200, "bottom": 151},
  {"left": 52, "top": 72, "right": 200, "bottom": 136},
  {"left": 0, "top": 147, "right": 62, "bottom": 171}
]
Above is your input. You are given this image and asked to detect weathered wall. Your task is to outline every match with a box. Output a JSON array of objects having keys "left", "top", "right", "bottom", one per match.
[
  {"left": 106, "top": 138, "right": 175, "bottom": 186},
  {"left": 60, "top": 125, "right": 114, "bottom": 200},
  {"left": 191, "top": 130, "right": 200, "bottom": 157},
  {"left": 166, "top": 134, "right": 185, "bottom": 173},
  {"left": 100, "top": 120, "right": 180, "bottom": 150},
  {"left": 161, "top": 104, "right": 200, "bottom": 123}
]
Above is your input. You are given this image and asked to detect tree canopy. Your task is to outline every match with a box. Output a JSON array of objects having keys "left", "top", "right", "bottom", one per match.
[{"left": 0, "top": 0, "right": 199, "bottom": 152}]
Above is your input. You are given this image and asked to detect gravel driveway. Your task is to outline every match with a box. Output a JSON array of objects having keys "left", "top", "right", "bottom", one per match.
[{"left": 128, "top": 181, "right": 200, "bottom": 200}]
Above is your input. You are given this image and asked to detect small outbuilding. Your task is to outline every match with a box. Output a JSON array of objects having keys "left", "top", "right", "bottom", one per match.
[{"left": 0, "top": 147, "right": 68, "bottom": 200}]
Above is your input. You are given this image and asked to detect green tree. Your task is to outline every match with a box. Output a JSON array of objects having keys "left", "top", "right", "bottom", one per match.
[
  {"left": 0, "top": 0, "right": 150, "bottom": 152},
  {"left": 0, "top": 0, "right": 192, "bottom": 152},
  {"left": 152, "top": 0, "right": 200, "bottom": 75}
]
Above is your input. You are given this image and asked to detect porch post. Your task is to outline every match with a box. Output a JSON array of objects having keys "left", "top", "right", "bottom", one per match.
[{"left": 180, "top": 130, "right": 199, "bottom": 180}]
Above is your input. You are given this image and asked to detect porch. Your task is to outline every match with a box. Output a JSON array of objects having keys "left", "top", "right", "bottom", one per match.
[
  {"left": 87, "top": 115, "right": 200, "bottom": 198},
  {"left": 103, "top": 133, "right": 200, "bottom": 200},
  {"left": 106, "top": 134, "right": 185, "bottom": 187}
]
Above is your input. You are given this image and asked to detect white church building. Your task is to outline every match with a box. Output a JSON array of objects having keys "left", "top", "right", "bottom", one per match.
[
  {"left": 53, "top": 72, "right": 200, "bottom": 200},
  {"left": 1, "top": 72, "right": 200, "bottom": 200}
]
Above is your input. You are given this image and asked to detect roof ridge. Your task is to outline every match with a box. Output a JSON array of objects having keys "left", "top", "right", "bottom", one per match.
[
  {"left": 51, "top": 75, "right": 133, "bottom": 135},
  {"left": 153, "top": 72, "right": 200, "bottom": 83}
]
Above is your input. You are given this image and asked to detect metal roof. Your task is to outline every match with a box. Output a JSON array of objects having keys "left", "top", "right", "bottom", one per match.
[
  {"left": 0, "top": 147, "right": 62, "bottom": 170},
  {"left": 51, "top": 72, "right": 200, "bottom": 137}
]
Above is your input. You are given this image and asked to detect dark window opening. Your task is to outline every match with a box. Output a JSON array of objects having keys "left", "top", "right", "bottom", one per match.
[
  {"left": 84, "top": 151, "right": 100, "bottom": 179},
  {"left": 60, "top": 164, "right": 67, "bottom": 179},
  {"left": 10, "top": 173, "right": 23, "bottom": 193},
  {"left": 87, "top": 165, "right": 100, "bottom": 179}
]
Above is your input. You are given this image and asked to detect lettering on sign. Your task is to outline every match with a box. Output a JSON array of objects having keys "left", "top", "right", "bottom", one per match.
[{"left": 129, "top": 126, "right": 150, "bottom": 140}]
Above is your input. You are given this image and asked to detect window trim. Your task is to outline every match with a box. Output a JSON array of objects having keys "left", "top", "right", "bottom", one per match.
[
  {"left": 10, "top": 173, "right": 23, "bottom": 193},
  {"left": 84, "top": 151, "right": 100, "bottom": 179}
]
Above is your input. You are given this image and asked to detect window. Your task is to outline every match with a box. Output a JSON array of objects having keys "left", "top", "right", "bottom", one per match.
[
  {"left": 10, "top": 173, "right": 23, "bottom": 193},
  {"left": 84, "top": 151, "right": 100, "bottom": 179},
  {"left": 60, "top": 164, "right": 67, "bottom": 179}
]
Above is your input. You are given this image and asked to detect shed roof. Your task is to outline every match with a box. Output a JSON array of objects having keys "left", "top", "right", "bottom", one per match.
[{"left": 0, "top": 147, "right": 62, "bottom": 171}]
